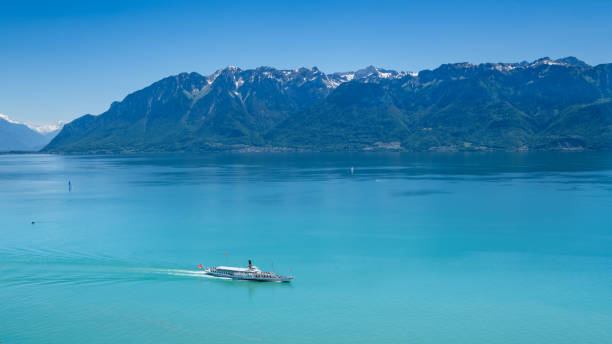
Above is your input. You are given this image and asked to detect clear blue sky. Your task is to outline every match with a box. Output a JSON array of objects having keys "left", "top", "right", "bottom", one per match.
[{"left": 1, "top": 0, "right": 611, "bottom": 125}]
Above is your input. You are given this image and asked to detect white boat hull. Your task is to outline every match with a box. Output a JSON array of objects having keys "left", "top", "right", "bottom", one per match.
[{"left": 204, "top": 268, "right": 293, "bottom": 283}]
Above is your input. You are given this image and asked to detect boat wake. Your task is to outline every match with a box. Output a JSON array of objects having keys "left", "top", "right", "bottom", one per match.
[
  {"left": 0, "top": 262, "right": 233, "bottom": 288},
  {"left": 150, "top": 268, "right": 232, "bottom": 280}
]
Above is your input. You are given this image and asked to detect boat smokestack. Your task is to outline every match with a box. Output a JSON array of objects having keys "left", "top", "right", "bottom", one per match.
[{"left": 248, "top": 260, "right": 252, "bottom": 270}]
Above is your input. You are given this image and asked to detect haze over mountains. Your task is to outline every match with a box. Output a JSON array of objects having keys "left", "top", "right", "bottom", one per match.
[
  {"left": 0, "top": 114, "right": 62, "bottom": 152},
  {"left": 43, "top": 57, "right": 612, "bottom": 153}
]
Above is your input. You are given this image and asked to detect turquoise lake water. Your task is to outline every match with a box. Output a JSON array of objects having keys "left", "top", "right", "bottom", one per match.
[{"left": 1, "top": 152, "right": 611, "bottom": 343}]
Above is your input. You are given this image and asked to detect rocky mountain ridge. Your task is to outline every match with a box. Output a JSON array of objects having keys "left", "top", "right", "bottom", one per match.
[{"left": 43, "top": 57, "right": 612, "bottom": 153}]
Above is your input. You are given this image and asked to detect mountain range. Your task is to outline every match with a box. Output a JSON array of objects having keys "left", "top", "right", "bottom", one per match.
[
  {"left": 43, "top": 57, "right": 612, "bottom": 153},
  {"left": 0, "top": 114, "right": 62, "bottom": 152}
]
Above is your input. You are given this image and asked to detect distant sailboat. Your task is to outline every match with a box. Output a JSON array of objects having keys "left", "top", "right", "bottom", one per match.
[{"left": 350, "top": 166, "right": 354, "bottom": 175}]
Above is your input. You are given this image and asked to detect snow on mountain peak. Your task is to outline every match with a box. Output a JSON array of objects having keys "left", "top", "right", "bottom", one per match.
[
  {"left": 0, "top": 113, "right": 21, "bottom": 124},
  {"left": 530, "top": 57, "right": 565, "bottom": 67},
  {"left": 28, "top": 122, "right": 65, "bottom": 134},
  {"left": 0, "top": 113, "right": 64, "bottom": 134}
]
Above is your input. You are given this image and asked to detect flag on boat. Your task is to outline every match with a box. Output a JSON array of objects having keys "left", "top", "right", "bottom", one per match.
[{"left": 197, "top": 264, "right": 203, "bottom": 269}]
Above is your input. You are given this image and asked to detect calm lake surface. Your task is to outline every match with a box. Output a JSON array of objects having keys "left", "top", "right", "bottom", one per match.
[{"left": 1, "top": 152, "right": 611, "bottom": 343}]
